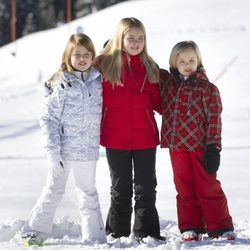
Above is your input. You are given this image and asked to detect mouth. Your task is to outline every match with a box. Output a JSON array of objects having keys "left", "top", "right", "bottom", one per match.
[{"left": 79, "top": 63, "right": 86, "bottom": 66}]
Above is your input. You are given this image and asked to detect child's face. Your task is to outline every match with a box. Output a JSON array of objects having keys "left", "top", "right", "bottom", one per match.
[
  {"left": 70, "top": 45, "right": 93, "bottom": 72},
  {"left": 176, "top": 48, "right": 198, "bottom": 78},
  {"left": 123, "top": 28, "right": 145, "bottom": 56}
]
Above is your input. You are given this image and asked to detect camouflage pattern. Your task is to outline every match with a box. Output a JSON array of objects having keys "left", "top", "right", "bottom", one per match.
[{"left": 40, "top": 67, "right": 102, "bottom": 162}]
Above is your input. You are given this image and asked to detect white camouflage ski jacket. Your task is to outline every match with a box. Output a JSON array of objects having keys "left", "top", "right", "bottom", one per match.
[{"left": 40, "top": 67, "right": 102, "bottom": 163}]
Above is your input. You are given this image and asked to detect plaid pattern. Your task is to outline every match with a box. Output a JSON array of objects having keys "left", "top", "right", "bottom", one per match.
[{"left": 160, "top": 69, "right": 222, "bottom": 152}]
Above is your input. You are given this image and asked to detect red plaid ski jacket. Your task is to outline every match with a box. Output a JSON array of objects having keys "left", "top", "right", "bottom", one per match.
[{"left": 160, "top": 68, "right": 222, "bottom": 152}]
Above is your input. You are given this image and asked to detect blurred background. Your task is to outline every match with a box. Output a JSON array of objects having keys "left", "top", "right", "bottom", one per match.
[{"left": 0, "top": 0, "right": 127, "bottom": 47}]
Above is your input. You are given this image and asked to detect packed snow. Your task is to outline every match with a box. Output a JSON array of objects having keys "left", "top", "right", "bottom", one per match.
[{"left": 0, "top": 0, "right": 250, "bottom": 249}]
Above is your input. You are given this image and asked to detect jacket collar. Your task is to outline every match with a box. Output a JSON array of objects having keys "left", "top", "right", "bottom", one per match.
[
  {"left": 170, "top": 68, "right": 208, "bottom": 84},
  {"left": 123, "top": 52, "right": 142, "bottom": 69},
  {"left": 63, "top": 67, "right": 101, "bottom": 83}
]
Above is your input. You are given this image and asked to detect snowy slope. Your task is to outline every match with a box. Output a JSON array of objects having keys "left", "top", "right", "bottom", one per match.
[{"left": 0, "top": 0, "right": 250, "bottom": 249}]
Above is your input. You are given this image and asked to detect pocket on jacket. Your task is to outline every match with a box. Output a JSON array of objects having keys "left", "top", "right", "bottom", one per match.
[
  {"left": 131, "top": 108, "right": 157, "bottom": 134},
  {"left": 130, "top": 109, "right": 147, "bottom": 129},
  {"left": 102, "top": 107, "right": 121, "bottom": 128}
]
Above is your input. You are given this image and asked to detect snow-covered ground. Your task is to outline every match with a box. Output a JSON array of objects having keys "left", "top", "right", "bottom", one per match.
[{"left": 0, "top": 0, "right": 250, "bottom": 249}]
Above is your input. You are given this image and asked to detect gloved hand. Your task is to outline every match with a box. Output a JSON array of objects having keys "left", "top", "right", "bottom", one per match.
[
  {"left": 48, "top": 161, "right": 65, "bottom": 179},
  {"left": 202, "top": 145, "right": 221, "bottom": 174}
]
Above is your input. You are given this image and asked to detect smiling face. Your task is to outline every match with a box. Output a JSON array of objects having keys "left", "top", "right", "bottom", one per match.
[
  {"left": 70, "top": 45, "right": 93, "bottom": 72},
  {"left": 176, "top": 48, "right": 198, "bottom": 78},
  {"left": 123, "top": 28, "right": 145, "bottom": 56}
]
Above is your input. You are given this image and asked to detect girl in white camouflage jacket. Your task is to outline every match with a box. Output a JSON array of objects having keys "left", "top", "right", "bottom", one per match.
[{"left": 21, "top": 33, "right": 106, "bottom": 246}]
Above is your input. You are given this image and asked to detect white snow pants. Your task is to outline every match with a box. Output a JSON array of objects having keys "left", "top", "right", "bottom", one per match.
[{"left": 22, "top": 160, "right": 106, "bottom": 243}]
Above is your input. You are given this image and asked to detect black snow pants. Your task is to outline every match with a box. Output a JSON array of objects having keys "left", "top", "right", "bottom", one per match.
[{"left": 105, "top": 147, "right": 161, "bottom": 239}]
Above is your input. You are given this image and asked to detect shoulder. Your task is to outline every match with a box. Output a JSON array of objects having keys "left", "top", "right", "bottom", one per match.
[
  {"left": 194, "top": 70, "right": 215, "bottom": 89},
  {"left": 45, "top": 73, "right": 72, "bottom": 96},
  {"left": 159, "top": 68, "right": 173, "bottom": 87},
  {"left": 90, "top": 67, "right": 102, "bottom": 80},
  {"left": 82, "top": 67, "right": 102, "bottom": 85},
  {"left": 53, "top": 73, "right": 72, "bottom": 90},
  {"left": 93, "top": 55, "right": 105, "bottom": 71},
  {"left": 160, "top": 68, "right": 171, "bottom": 80},
  {"left": 198, "top": 78, "right": 220, "bottom": 96},
  {"left": 208, "top": 82, "right": 220, "bottom": 95}
]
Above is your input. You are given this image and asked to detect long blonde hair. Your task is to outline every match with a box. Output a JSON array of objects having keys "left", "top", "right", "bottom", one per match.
[
  {"left": 97, "top": 17, "right": 159, "bottom": 85},
  {"left": 169, "top": 40, "right": 204, "bottom": 71},
  {"left": 48, "top": 33, "right": 96, "bottom": 83}
]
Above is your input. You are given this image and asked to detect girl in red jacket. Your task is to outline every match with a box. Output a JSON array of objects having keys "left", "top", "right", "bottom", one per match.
[
  {"left": 95, "top": 17, "right": 164, "bottom": 242},
  {"left": 160, "top": 41, "right": 235, "bottom": 241}
]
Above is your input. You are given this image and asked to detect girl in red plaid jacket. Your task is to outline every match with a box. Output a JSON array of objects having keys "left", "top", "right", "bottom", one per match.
[{"left": 160, "top": 41, "right": 235, "bottom": 241}]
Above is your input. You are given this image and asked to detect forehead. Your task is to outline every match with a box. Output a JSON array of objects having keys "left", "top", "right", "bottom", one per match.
[
  {"left": 72, "top": 45, "right": 90, "bottom": 53},
  {"left": 124, "top": 28, "right": 144, "bottom": 37},
  {"left": 177, "top": 48, "right": 197, "bottom": 59}
]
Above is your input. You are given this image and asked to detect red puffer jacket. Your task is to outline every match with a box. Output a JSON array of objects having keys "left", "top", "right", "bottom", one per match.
[
  {"left": 160, "top": 68, "right": 222, "bottom": 152},
  {"left": 100, "top": 54, "right": 161, "bottom": 149}
]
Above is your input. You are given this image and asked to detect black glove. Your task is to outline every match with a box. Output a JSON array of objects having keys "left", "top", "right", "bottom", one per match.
[{"left": 202, "top": 146, "right": 221, "bottom": 174}]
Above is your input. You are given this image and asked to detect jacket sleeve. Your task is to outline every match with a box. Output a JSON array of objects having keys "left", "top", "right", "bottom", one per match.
[
  {"left": 39, "top": 84, "right": 66, "bottom": 162},
  {"left": 151, "top": 83, "right": 162, "bottom": 115},
  {"left": 159, "top": 69, "right": 171, "bottom": 93},
  {"left": 203, "top": 83, "right": 223, "bottom": 149},
  {"left": 91, "top": 75, "right": 103, "bottom": 125},
  {"left": 158, "top": 69, "right": 172, "bottom": 115}
]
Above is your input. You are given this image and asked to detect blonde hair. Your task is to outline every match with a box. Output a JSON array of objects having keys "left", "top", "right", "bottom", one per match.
[
  {"left": 48, "top": 33, "right": 96, "bottom": 83},
  {"left": 169, "top": 40, "right": 204, "bottom": 71},
  {"left": 97, "top": 17, "right": 159, "bottom": 85}
]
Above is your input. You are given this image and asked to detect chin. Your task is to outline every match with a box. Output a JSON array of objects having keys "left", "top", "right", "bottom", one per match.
[{"left": 131, "top": 52, "right": 140, "bottom": 56}]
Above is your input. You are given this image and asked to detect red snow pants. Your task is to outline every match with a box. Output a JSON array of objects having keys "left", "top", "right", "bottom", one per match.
[{"left": 169, "top": 149, "right": 234, "bottom": 237}]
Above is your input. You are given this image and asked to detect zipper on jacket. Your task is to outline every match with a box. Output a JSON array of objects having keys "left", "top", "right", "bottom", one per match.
[
  {"left": 128, "top": 59, "right": 147, "bottom": 93},
  {"left": 81, "top": 72, "right": 91, "bottom": 96},
  {"left": 62, "top": 126, "right": 64, "bottom": 134},
  {"left": 146, "top": 108, "right": 156, "bottom": 134},
  {"left": 139, "top": 75, "right": 147, "bottom": 93},
  {"left": 186, "top": 87, "right": 194, "bottom": 114}
]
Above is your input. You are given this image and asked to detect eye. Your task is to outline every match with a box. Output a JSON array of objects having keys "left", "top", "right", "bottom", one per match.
[
  {"left": 74, "top": 53, "right": 81, "bottom": 58},
  {"left": 84, "top": 53, "right": 91, "bottom": 59}
]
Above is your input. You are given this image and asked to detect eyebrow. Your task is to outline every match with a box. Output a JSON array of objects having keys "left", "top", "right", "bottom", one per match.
[
  {"left": 127, "top": 34, "right": 144, "bottom": 37},
  {"left": 73, "top": 50, "right": 90, "bottom": 54},
  {"left": 177, "top": 57, "right": 197, "bottom": 60}
]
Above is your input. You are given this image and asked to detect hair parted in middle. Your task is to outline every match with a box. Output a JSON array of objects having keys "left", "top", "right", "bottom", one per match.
[
  {"left": 48, "top": 33, "right": 96, "bottom": 84},
  {"left": 169, "top": 40, "right": 204, "bottom": 72},
  {"left": 97, "top": 17, "right": 159, "bottom": 85}
]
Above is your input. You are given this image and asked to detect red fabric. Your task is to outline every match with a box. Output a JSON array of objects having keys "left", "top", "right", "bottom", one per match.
[
  {"left": 100, "top": 54, "right": 161, "bottom": 149},
  {"left": 160, "top": 69, "right": 222, "bottom": 152},
  {"left": 170, "top": 150, "right": 233, "bottom": 234}
]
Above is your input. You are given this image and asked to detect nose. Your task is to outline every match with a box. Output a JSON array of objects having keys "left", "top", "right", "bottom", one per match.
[{"left": 184, "top": 62, "right": 192, "bottom": 68}]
